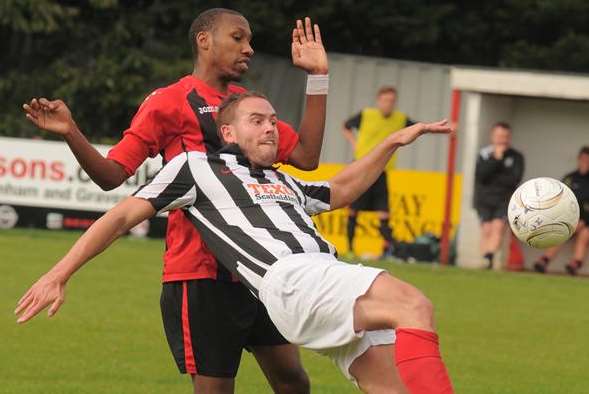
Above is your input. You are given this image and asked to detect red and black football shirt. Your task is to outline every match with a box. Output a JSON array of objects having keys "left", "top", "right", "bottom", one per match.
[{"left": 107, "top": 75, "right": 299, "bottom": 282}]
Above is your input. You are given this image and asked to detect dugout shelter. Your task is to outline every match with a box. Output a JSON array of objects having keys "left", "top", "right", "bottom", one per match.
[{"left": 452, "top": 67, "right": 589, "bottom": 271}]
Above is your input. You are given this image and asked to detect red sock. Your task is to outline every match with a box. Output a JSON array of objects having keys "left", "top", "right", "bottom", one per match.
[{"left": 395, "top": 328, "right": 454, "bottom": 394}]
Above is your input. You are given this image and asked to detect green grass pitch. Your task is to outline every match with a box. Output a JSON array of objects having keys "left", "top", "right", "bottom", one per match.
[{"left": 2, "top": 229, "right": 588, "bottom": 393}]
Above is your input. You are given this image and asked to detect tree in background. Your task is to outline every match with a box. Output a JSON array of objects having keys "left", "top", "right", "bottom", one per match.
[{"left": 3, "top": 0, "right": 589, "bottom": 140}]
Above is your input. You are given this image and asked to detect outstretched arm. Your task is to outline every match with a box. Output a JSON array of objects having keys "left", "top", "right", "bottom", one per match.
[
  {"left": 23, "top": 98, "right": 128, "bottom": 190},
  {"left": 288, "top": 17, "right": 329, "bottom": 170},
  {"left": 329, "top": 121, "right": 453, "bottom": 210},
  {"left": 14, "top": 197, "right": 155, "bottom": 323}
]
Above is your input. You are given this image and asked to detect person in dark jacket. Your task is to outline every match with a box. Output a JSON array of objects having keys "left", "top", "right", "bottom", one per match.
[
  {"left": 474, "top": 122, "right": 525, "bottom": 269},
  {"left": 533, "top": 146, "right": 589, "bottom": 276}
]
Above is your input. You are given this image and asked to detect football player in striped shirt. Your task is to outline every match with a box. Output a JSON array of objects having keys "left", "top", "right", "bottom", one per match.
[
  {"left": 17, "top": 92, "right": 454, "bottom": 394},
  {"left": 22, "top": 9, "right": 327, "bottom": 393}
]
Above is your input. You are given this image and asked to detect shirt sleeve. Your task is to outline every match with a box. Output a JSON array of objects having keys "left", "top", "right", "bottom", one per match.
[
  {"left": 290, "top": 177, "right": 331, "bottom": 215},
  {"left": 133, "top": 153, "right": 196, "bottom": 213},
  {"left": 276, "top": 120, "right": 299, "bottom": 162},
  {"left": 344, "top": 112, "right": 362, "bottom": 130},
  {"left": 107, "top": 89, "right": 178, "bottom": 176}
]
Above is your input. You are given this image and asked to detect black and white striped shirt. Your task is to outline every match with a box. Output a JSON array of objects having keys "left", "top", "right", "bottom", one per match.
[{"left": 134, "top": 146, "right": 336, "bottom": 295}]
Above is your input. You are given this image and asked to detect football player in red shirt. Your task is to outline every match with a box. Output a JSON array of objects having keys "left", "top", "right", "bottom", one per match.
[{"left": 22, "top": 8, "right": 328, "bottom": 394}]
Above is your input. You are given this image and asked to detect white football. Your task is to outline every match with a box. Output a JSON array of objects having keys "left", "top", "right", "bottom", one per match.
[{"left": 508, "top": 177, "right": 580, "bottom": 249}]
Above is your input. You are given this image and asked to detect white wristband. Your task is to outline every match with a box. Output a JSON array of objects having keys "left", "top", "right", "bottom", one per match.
[{"left": 306, "top": 74, "right": 329, "bottom": 95}]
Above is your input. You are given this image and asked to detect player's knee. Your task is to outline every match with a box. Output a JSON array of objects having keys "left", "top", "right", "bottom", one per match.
[
  {"left": 191, "top": 374, "right": 234, "bottom": 394},
  {"left": 396, "top": 286, "right": 434, "bottom": 329},
  {"left": 414, "top": 293, "right": 434, "bottom": 325},
  {"left": 273, "top": 366, "right": 310, "bottom": 394},
  {"left": 407, "top": 292, "right": 434, "bottom": 325}
]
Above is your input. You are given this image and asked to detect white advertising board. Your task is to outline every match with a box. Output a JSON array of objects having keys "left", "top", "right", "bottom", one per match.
[{"left": 0, "top": 137, "right": 163, "bottom": 212}]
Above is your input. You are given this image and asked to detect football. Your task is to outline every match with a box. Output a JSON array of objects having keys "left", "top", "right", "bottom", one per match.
[{"left": 508, "top": 177, "right": 580, "bottom": 249}]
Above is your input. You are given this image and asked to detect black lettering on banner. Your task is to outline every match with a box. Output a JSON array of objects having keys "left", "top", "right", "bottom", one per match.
[
  {"left": 367, "top": 217, "right": 381, "bottom": 238},
  {"left": 43, "top": 188, "right": 72, "bottom": 200},
  {"left": 403, "top": 219, "right": 419, "bottom": 239},
  {"left": 413, "top": 194, "right": 427, "bottom": 216},
  {"left": 337, "top": 212, "right": 347, "bottom": 235},
  {"left": 396, "top": 194, "right": 410, "bottom": 216},
  {"left": 355, "top": 219, "right": 370, "bottom": 237}
]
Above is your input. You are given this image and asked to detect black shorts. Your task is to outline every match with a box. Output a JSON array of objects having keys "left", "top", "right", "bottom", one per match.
[
  {"left": 160, "top": 279, "right": 288, "bottom": 378},
  {"left": 350, "top": 172, "right": 389, "bottom": 212},
  {"left": 476, "top": 201, "right": 508, "bottom": 222}
]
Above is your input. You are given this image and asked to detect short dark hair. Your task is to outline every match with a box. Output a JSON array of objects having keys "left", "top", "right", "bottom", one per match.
[
  {"left": 492, "top": 121, "right": 512, "bottom": 131},
  {"left": 377, "top": 86, "right": 397, "bottom": 96},
  {"left": 216, "top": 91, "right": 268, "bottom": 142},
  {"left": 188, "top": 8, "right": 243, "bottom": 60},
  {"left": 579, "top": 146, "right": 589, "bottom": 157}
]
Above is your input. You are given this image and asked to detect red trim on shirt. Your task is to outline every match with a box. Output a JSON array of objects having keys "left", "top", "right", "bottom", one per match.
[{"left": 182, "top": 282, "right": 197, "bottom": 375}]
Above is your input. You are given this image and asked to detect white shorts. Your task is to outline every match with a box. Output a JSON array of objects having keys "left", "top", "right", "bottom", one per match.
[{"left": 258, "top": 253, "right": 396, "bottom": 381}]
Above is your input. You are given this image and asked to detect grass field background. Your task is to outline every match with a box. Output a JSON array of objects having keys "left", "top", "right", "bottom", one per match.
[{"left": 2, "top": 229, "right": 588, "bottom": 393}]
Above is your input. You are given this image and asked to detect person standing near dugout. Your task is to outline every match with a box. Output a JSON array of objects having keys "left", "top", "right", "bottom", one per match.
[
  {"left": 21, "top": 8, "right": 328, "bottom": 394},
  {"left": 342, "top": 86, "right": 415, "bottom": 258},
  {"left": 533, "top": 146, "right": 589, "bottom": 275},
  {"left": 474, "top": 122, "right": 525, "bottom": 269}
]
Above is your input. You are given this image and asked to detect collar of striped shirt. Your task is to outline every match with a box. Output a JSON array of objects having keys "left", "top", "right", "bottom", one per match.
[{"left": 215, "top": 143, "right": 278, "bottom": 171}]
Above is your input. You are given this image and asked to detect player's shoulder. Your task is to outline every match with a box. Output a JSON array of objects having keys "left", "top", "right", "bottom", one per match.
[
  {"left": 165, "top": 151, "right": 208, "bottom": 169},
  {"left": 276, "top": 168, "right": 293, "bottom": 180},
  {"left": 185, "top": 150, "right": 209, "bottom": 166},
  {"left": 393, "top": 109, "right": 408, "bottom": 118},
  {"left": 138, "top": 77, "right": 189, "bottom": 110},
  {"left": 276, "top": 169, "right": 301, "bottom": 186},
  {"left": 362, "top": 107, "right": 380, "bottom": 116}
]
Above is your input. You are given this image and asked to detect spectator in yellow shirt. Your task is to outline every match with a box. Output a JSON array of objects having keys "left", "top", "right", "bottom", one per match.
[{"left": 342, "top": 86, "right": 415, "bottom": 258}]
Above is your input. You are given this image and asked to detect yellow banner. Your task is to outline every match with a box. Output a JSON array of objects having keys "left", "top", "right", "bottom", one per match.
[{"left": 281, "top": 164, "right": 462, "bottom": 258}]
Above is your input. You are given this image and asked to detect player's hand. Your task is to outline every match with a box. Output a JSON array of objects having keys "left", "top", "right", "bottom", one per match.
[
  {"left": 23, "top": 98, "right": 78, "bottom": 136},
  {"left": 291, "top": 17, "right": 328, "bottom": 75},
  {"left": 392, "top": 120, "right": 453, "bottom": 146},
  {"left": 15, "top": 272, "right": 67, "bottom": 324},
  {"left": 493, "top": 144, "right": 507, "bottom": 160}
]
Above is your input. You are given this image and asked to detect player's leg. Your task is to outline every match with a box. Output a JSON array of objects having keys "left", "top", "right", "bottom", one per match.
[
  {"left": 347, "top": 208, "right": 358, "bottom": 254},
  {"left": 347, "top": 183, "right": 373, "bottom": 256},
  {"left": 259, "top": 255, "right": 450, "bottom": 392},
  {"left": 354, "top": 273, "right": 453, "bottom": 394},
  {"left": 246, "top": 295, "right": 310, "bottom": 394},
  {"left": 478, "top": 204, "right": 494, "bottom": 267},
  {"left": 374, "top": 172, "right": 395, "bottom": 258},
  {"left": 490, "top": 217, "right": 506, "bottom": 253},
  {"left": 190, "top": 375, "right": 234, "bottom": 394},
  {"left": 349, "top": 344, "right": 408, "bottom": 394},
  {"left": 533, "top": 243, "right": 563, "bottom": 273},
  {"left": 483, "top": 215, "right": 506, "bottom": 269},
  {"left": 160, "top": 279, "right": 259, "bottom": 394},
  {"left": 566, "top": 221, "right": 589, "bottom": 275},
  {"left": 250, "top": 344, "right": 310, "bottom": 394},
  {"left": 489, "top": 218, "right": 506, "bottom": 251},
  {"left": 353, "top": 272, "right": 434, "bottom": 332}
]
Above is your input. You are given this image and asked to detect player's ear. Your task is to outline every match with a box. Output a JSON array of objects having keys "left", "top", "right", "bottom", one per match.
[
  {"left": 196, "top": 31, "right": 211, "bottom": 52},
  {"left": 220, "top": 124, "right": 237, "bottom": 144}
]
